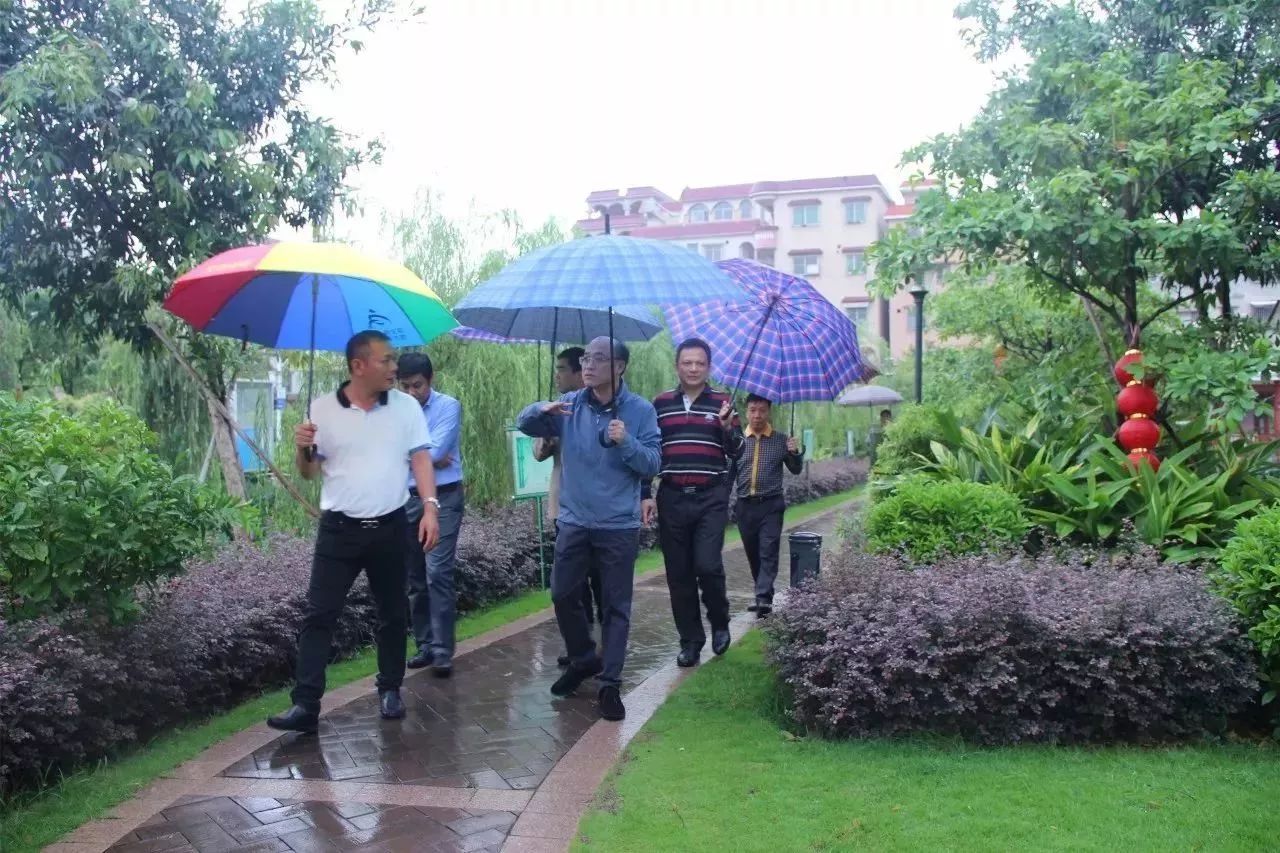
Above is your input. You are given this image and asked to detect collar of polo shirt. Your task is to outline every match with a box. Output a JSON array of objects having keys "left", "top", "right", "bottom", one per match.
[
  {"left": 336, "top": 380, "right": 389, "bottom": 409},
  {"left": 745, "top": 423, "right": 775, "bottom": 438}
]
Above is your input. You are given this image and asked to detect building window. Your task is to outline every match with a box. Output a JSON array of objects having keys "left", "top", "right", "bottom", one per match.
[
  {"left": 845, "top": 252, "right": 867, "bottom": 275},
  {"left": 792, "top": 253, "right": 821, "bottom": 276},
  {"left": 689, "top": 204, "right": 709, "bottom": 223},
  {"left": 1251, "top": 302, "right": 1278, "bottom": 325},
  {"left": 844, "top": 200, "right": 867, "bottom": 224},
  {"left": 712, "top": 202, "right": 733, "bottom": 221},
  {"left": 739, "top": 200, "right": 752, "bottom": 219},
  {"left": 792, "top": 204, "right": 819, "bottom": 227},
  {"left": 739, "top": 242, "right": 755, "bottom": 260},
  {"left": 845, "top": 305, "right": 868, "bottom": 326},
  {"left": 703, "top": 244, "right": 723, "bottom": 262}
]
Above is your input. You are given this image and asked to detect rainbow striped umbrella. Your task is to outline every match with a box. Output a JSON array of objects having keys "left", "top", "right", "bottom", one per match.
[
  {"left": 163, "top": 241, "right": 457, "bottom": 423},
  {"left": 163, "top": 242, "right": 456, "bottom": 350}
]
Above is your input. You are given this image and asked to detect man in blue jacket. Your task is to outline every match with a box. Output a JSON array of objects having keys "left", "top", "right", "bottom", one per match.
[{"left": 517, "top": 336, "right": 661, "bottom": 722}]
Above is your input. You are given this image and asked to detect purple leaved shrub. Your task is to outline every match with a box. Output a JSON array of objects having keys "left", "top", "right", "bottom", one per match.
[{"left": 764, "top": 546, "right": 1259, "bottom": 744}]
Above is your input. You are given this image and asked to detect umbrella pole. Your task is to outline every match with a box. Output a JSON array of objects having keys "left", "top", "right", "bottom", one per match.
[
  {"left": 608, "top": 305, "right": 617, "bottom": 415},
  {"left": 729, "top": 301, "right": 775, "bottom": 406},
  {"left": 305, "top": 275, "right": 319, "bottom": 461},
  {"left": 790, "top": 403, "right": 796, "bottom": 434},
  {"left": 549, "top": 308, "right": 559, "bottom": 399}
]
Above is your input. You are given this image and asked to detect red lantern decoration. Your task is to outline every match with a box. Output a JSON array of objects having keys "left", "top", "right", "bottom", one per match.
[
  {"left": 1116, "top": 383, "right": 1159, "bottom": 419},
  {"left": 1127, "top": 449, "right": 1161, "bottom": 471},
  {"left": 1117, "top": 415, "right": 1160, "bottom": 452},
  {"left": 1114, "top": 349, "right": 1143, "bottom": 385}
]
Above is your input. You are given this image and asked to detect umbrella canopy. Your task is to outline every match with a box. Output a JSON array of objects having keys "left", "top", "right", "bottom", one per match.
[
  {"left": 163, "top": 242, "right": 457, "bottom": 350},
  {"left": 455, "top": 235, "right": 744, "bottom": 310},
  {"left": 837, "top": 384, "right": 904, "bottom": 407},
  {"left": 450, "top": 326, "right": 540, "bottom": 344},
  {"left": 662, "top": 259, "right": 871, "bottom": 403},
  {"left": 452, "top": 303, "right": 661, "bottom": 343}
]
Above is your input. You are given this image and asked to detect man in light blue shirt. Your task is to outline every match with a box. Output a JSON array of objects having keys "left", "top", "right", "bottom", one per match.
[{"left": 398, "top": 352, "right": 464, "bottom": 678}]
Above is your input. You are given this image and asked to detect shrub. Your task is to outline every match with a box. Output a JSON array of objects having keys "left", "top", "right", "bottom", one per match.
[
  {"left": 765, "top": 548, "right": 1259, "bottom": 744},
  {"left": 869, "top": 404, "right": 943, "bottom": 479},
  {"left": 0, "top": 394, "right": 238, "bottom": 621},
  {"left": 863, "top": 477, "right": 1028, "bottom": 562},
  {"left": 1214, "top": 506, "right": 1280, "bottom": 707}
]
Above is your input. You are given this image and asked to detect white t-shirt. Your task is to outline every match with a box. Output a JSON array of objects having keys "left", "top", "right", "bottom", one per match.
[{"left": 312, "top": 386, "right": 430, "bottom": 518}]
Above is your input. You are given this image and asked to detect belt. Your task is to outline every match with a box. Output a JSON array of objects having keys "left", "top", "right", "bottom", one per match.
[
  {"left": 739, "top": 493, "right": 784, "bottom": 503},
  {"left": 321, "top": 508, "right": 404, "bottom": 529},
  {"left": 662, "top": 478, "right": 723, "bottom": 495},
  {"left": 410, "top": 481, "right": 461, "bottom": 497}
]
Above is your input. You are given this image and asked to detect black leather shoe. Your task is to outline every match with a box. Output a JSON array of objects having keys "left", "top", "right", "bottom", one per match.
[
  {"left": 598, "top": 686, "right": 625, "bottom": 721},
  {"left": 712, "top": 628, "right": 731, "bottom": 656},
  {"left": 755, "top": 603, "right": 772, "bottom": 618},
  {"left": 556, "top": 653, "right": 571, "bottom": 667},
  {"left": 676, "top": 644, "right": 701, "bottom": 668},
  {"left": 379, "top": 689, "right": 405, "bottom": 719},
  {"left": 550, "top": 659, "right": 603, "bottom": 697},
  {"left": 430, "top": 662, "right": 452, "bottom": 679},
  {"left": 407, "top": 650, "right": 432, "bottom": 669},
  {"left": 266, "top": 705, "right": 318, "bottom": 733}
]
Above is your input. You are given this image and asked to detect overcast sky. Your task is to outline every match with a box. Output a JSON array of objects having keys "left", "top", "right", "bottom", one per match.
[{"left": 304, "top": 0, "right": 1007, "bottom": 243}]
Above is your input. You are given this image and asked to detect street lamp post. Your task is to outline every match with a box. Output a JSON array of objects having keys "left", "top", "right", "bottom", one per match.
[{"left": 909, "top": 280, "right": 928, "bottom": 403}]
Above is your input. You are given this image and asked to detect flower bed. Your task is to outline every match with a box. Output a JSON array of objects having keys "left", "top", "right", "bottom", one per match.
[{"left": 765, "top": 545, "right": 1259, "bottom": 745}]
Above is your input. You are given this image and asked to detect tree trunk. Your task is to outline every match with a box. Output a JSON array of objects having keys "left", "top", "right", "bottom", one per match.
[{"left": 207, "top": 397, "right": 248, "bottom": 502}]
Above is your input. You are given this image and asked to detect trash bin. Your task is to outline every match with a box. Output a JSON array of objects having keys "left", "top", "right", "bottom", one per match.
[{"left": 789, "top": 531, "right": 823, "bottom": 587}]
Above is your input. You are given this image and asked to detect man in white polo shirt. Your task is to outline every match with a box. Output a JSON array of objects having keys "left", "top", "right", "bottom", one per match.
[{"left": 267, "top": 330, "right": 441, "bottom": 734}]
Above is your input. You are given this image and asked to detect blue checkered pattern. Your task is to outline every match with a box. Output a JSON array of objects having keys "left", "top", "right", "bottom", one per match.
[
  {"left": 663, "top": 259, "right": 872, "bottom": 403},
  {"left": 455, "top": 236, "right": 744, "bottom": 310},
  {"left": 451, "top": 304, "right": 661, "bottom": 343}
]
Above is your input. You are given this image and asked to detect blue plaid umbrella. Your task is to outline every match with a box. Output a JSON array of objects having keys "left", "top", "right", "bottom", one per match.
[
  {"left": 458, "top": 234, "right": 744, "bottom": 435},
  {"left": 663, "top": 259, "right": 871, "bottom": 406},
  {"left": 451, "top": 303, "right": 661, "bottom": 343}
]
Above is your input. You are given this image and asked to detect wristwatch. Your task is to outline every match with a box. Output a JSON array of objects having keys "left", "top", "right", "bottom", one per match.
[{"left": 424, "top": 496, "right": 441, "bottom": 510}]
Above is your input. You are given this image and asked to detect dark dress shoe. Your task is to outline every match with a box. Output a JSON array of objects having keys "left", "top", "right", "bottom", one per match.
[
  {"left": 598, "top": 686, "right": 625, "bottom": 721},
  {"left": 266, "top": 705, "right": 318, "bottom": 733},
  {"left": 379, "top": 689, "right": 405, "bottom": 719},
  {"left": 754, "top": 597, "right": 773, "bottom": 618},
  {"left": 550, "top": 659, "right": 603, "bottom": 697},
  {"left": 430, "top": 663, "right": 453, "bottom": 679},
  {"left": 712, "top": 628, "right": 731, "bottom": 656},
  {"left": 407, "top": 650, "right": 432, "bottom": 669},
  {"left": 556, "top": 653, "right": 571, "bottom": 667},
  {"left": 676, "top": 645, "right": 701, "bottom": 668}
]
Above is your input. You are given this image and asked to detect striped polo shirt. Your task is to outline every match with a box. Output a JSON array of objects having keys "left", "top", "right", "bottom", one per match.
[{"left": 653, "top": 386, "right": 745, "bottom": 488}]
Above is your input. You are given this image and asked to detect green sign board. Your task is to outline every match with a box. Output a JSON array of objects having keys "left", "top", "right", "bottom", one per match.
[
  {"left": 802, "top": 428, "right": 815, "bottom": 454},
  {"left": 509, "top": 428, "right": 553, "bottom": 499}
]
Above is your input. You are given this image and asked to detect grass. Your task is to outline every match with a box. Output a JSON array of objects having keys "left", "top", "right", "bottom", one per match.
[
  {"left": 0, "top": 488, "right": 862, "bottom": 853},
  {"left": 575, "top": 632, "right": 1280, "bottom": 852}
]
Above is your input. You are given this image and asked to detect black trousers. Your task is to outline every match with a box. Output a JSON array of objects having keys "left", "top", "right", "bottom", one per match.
[
  {"left": 291, "top": 509, "right": 408, "bottom": 711},
  {"left": 737, "top": 494, "right": 786, "bottom": 603},
  {"left": 552, "top": 523, "right": 639, "bottom": 687},
  {"left": 658, "top": 483, "right": 730, "bottom": 647}
]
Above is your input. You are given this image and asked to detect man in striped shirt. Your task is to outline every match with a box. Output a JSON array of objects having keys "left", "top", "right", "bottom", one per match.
[
  {"left": 735, "top": 394, "right": 804, "bottom": 617},
  {"left": 648, "top": 338, "right": 745, "bottom": 667}
]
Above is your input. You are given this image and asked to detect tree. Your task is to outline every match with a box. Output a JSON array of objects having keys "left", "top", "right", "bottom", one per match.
[
  {"left": 871, "top": 0, "right": 1280, "bottom": 349},
  {"left": 0, "top": 0, "right": 395, "bottom": 497}
]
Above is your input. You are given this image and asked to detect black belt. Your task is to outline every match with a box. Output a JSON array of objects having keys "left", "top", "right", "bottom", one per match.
[
  {"left": 410, "top": 481, "right": 461, "bottom": 497},
  {"left": 662, "top": 478, "right": 724, "bottom": 495},
  {"left": 321, "top": 508, "right": 405, "bottom": 529},
  {"left": 739, "top": 493, "right": 784, "bottom": 504}
]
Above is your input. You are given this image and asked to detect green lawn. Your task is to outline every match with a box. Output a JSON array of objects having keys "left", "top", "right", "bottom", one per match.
[
  {"left": 1, "top": 489, "right": 861, "bottom": 853},
  {"left": 576, "top": 631, "right": 1280, "bottom": 853}
]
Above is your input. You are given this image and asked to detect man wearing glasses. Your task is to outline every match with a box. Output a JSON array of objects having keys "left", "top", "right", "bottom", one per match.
[{"left": 517, "top": 337, "right": 660, "bottom": 722}]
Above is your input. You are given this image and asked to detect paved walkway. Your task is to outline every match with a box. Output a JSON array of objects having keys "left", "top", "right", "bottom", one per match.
[{"left": 49, "top": 506, "right": 847, "bottom": 853}]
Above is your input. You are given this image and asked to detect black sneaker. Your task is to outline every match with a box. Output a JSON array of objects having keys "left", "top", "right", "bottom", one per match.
[
  {"left": 550, "top": 659, "right": 603, "bottom": 697},
  {"left": 598, "top": 686, "right": 625, "bottom": 721}
]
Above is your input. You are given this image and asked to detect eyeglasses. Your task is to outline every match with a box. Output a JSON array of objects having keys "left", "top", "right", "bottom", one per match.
[{"left": 579, "top": 354, "right": 617, "bottom": 366}]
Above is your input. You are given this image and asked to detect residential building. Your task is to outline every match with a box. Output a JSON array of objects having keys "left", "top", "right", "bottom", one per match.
[{"left": 577, "top": 175, "right": 941, "bottom": 360}]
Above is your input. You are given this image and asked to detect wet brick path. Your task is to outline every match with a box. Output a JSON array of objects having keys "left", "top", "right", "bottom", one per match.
[{"left": 81, "top": 509, "right": 844, "bottom": 853}]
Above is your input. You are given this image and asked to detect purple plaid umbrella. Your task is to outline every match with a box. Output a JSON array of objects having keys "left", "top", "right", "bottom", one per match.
[{"left": 663, "top": 259, "right": 871, "bottom": 412}]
